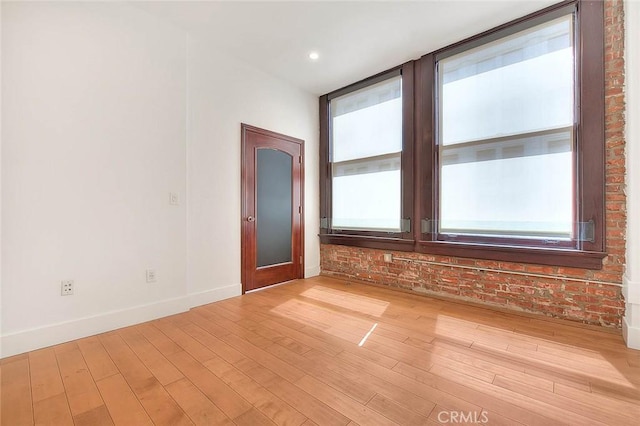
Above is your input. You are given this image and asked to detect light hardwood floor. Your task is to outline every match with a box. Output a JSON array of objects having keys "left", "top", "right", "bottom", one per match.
[{"left": 1, "top": 276, "right": 639, "bottom": 425}]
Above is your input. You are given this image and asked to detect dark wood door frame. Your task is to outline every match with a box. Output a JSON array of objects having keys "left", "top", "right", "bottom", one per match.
[{"left": 241, "top": 124, "right": 304, "bottom": 293}]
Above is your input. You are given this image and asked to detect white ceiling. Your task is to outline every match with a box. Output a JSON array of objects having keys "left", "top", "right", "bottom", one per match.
[{"left": 133, "top": 0, "right": 559, "bottom": 96}]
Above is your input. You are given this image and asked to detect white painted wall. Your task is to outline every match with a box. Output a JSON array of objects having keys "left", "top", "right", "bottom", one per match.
[
  {"left": 1, "top": 2, "right": 319, "bottom": 357},
  {"left": 186, "top": 34, "right": 319, "bottom": 301},
  {"left": 623, "top": 0, "right": 640, "bottom": 349},
  {"left": 1, "top": 2, "right": 188, "bottom": 356}
]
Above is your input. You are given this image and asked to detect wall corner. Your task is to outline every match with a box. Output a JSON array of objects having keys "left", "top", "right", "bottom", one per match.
[{"left": 623, "top": 0, "right": 639, "bottom": 349}]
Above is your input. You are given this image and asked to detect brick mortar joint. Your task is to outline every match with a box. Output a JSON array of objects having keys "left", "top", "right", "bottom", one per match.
[
  {"left": 388, "top": 256, "right": 623, "bottom": 287},
  {"left": 321, "top": 246, "right": 624, "bottom": 289},
  {"left": 321, "top": 270, "right": 622, "bottom": 327}
]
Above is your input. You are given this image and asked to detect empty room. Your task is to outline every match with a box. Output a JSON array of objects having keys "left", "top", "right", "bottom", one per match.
[{"left": 1, "top": 0, "right": 639, "bottom": 425}]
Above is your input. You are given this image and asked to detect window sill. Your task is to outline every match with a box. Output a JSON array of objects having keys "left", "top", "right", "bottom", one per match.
[
  {"left": 417, "top": 240, "right": 606, "bottom": 270},
  {"left": 319, "top": 233, "right": 606, "bottom": 269},
  {"left": 319, "top": 234, "right": 415, "bottom": 252}
]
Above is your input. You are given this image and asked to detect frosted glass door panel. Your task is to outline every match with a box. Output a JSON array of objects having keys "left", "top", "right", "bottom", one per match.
[{"left": 256, "top": 149, "right": 292, "bottom": 267}]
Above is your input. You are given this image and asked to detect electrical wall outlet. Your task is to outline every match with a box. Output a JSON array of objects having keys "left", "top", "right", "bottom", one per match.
[
  {"left": 169, "top": 192, "right": 178, "bottom": 206},
  {"left": 146, "top": 269, "right": 157, "bottom": 283},
  {"left": 383, "top": 253, "right": 393, "bottom": 263},
  {"left": 61, "top": 280, "right": 74, "bottom": 296}
]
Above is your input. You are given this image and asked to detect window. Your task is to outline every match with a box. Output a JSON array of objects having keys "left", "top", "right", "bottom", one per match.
[
  {"left": 320, "top": 0, "right": 605, "bottom": 268},
  {"left": 320, "top": 64, "right": 414, "bottom": 249},
  {"left": 436, "top": 14, "right": 575, "bottom": 243},
  {"left": 331, "top": 74, "right": 402, "bottom": 231}
]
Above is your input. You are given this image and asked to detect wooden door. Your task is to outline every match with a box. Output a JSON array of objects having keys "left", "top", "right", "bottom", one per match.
[{"left": 241, "top": 124, "right": 304, "bottom": 292}]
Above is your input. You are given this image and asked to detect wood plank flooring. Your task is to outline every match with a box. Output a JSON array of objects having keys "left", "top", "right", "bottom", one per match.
[{"left": 1, "top": 276, "right": 639, "bottom": 425}]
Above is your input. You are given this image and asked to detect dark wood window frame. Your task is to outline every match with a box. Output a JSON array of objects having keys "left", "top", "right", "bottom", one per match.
[
  {"left": 320, "top": 62, "right": 416, "bottom": 252},
  {"left": 320, "top": 0, "right": 606, "bottom": 269}
]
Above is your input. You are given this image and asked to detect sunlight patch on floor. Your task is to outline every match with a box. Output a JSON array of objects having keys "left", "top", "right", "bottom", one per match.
[
  {"left": 299, "top": 286, "right": 390, "bottom": 317},
  {"left": 433, "top": 314, "right": 637, "bottom": 388}
]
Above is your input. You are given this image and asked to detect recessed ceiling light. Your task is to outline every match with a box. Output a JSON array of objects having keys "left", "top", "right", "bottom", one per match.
[{"left": 308, "top": 51, "right": 320, "bottom": 61}]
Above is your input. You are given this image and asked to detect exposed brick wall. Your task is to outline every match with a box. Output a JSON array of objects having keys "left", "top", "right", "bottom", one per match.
[{"left": 321, "top": 0, "right": 627, "bottom": 328}]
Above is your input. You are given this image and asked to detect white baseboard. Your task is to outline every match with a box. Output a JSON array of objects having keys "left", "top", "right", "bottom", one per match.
[
  {"left": 1, "top": 296, "right": 189, "bottom": 358},
  {"left": 623, "top": 315, "right": 640, "bottom": 350},
  {"left": 305, "top": 265, "right": 321, "bottom": 278},
  {"left": 622, "top": 275, "right": 640, "bottom": 349},
  {"left": 188, "top": 284, "right": 241, "bottom": 308},
  {"left": 623, "top": 274, "right": 640, "bottom": 304},
  {"left": 1, "top": 284, "right": 242, "bottom": 358}
]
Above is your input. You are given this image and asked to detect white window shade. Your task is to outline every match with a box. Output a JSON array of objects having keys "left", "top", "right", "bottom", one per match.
[
  {"left": 331, "top": 77, "right": 402, "bottom": 162},
  {"left": 330, "top": 75, "right": 403, "bottom": 231},
  {"left": 438, "top": 14, "right": 575, "bottom": 240},
  {"left": 440, "top": 131, "right": 573, "bottom": 238},
  {"left": 440, "top": 15, "right": 574, "bottom": 145},
  {"left": 332, "top": 154, "right": 401, "bottom": 231}
]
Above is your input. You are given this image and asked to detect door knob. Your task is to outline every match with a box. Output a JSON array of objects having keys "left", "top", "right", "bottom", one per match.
[{"left": 246, "top": 216, "right": 255, "bottom": 222}]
